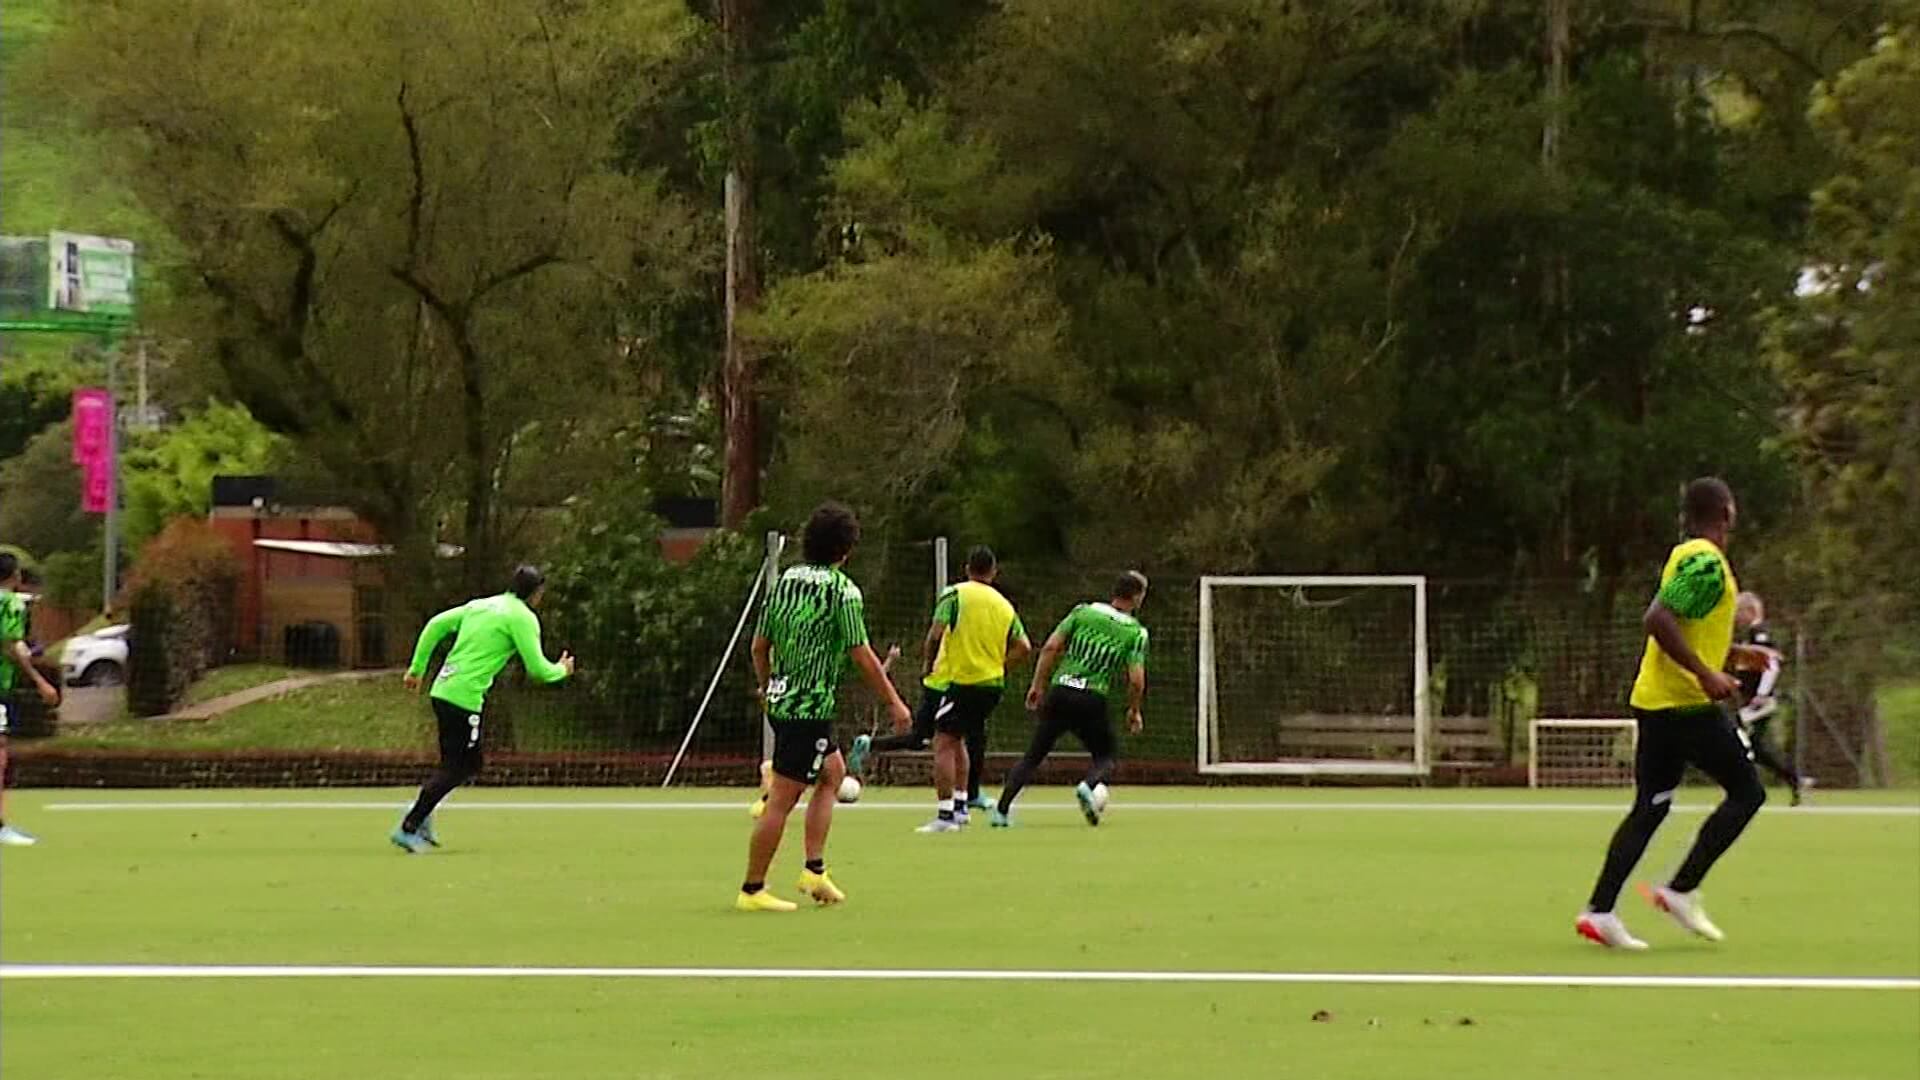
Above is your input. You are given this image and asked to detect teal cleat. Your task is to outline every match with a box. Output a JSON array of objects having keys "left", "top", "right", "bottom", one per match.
[
  {"left": 1075, "top": 781, "right": 1101, "bottom": 826},
  {"left": 848, "top": 733, "right": 873, "bottom": 776},
  {"left": 417, "top": 815, "right": 441, "bottom": 848},
  {"left": 967, "top": 793, "right": 994, "bottom": 811},
  {"left": 989, "top": 808, "right": 1011, "bottom": 828},
  {"left": 390, "top": 826, "right": 433, "bottom": 854}
]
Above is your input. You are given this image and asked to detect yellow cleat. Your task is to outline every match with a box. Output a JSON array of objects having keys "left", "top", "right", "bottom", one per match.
[
  {"left": 735, "top": 889, "right": 799, "bottom": 913},
  {"left": 798, "top": 868, "right": 846, "bottom": 905},
  {"left": 749, "top": 793, "right": 769, "bottom": 820}
]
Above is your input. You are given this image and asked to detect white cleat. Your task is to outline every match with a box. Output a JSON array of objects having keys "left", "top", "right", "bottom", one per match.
[
  {"left": 915, "top": 818, "right": 963, "bottom": 834},
  {"left": 1576, "top": 911, "right": 1648, "bottom": 950},
  {"left": 0, "top": 825, "right": 40, "bottom": 847},
  {"left": 1648, "top": 886, "right": 1725, "bottom": 942}
]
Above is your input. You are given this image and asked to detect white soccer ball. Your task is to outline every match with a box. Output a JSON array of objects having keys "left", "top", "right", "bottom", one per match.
[
  {"left": 1091, "top": 782, "right": 1110, "bottom": 812},
  {"left": 836, "top": 776, "right": 863, "bottom": 804}
]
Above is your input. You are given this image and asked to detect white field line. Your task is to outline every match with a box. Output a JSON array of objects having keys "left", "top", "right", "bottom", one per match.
[
  {"left": 41, "top": 799, "right": 1920, "bottom": 816},
  {"left": 1, "top": 963, "right": 1914, "bottom": 991}
]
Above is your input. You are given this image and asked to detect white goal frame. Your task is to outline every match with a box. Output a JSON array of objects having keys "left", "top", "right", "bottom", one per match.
[
  {"left": 1528, "top": 718, "right": 1638, "bottom": 788},
  {"left": 1197, "top": 575, "right": 1430, "bottom": 777}
]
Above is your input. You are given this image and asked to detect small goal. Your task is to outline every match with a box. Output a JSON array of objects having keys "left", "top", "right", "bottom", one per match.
[
  {"left": 1197, "top": 575, "right": 1429, "bottom": 776},
  {"left": 1528, "top": 719, "right": 1638, "bottom": 788}
]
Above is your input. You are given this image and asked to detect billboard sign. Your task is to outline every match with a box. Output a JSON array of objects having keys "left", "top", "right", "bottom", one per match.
[{"left": 48, "top": 232, "right": 136, "bottom": 317}]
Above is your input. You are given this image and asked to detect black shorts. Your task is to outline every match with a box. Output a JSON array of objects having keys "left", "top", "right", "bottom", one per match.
[
  {"left": 933, "top": 684, "right": 1003, "bottom": 737},
  {"left": 909, "top": 688, "right": 942, "bottom": 741},
  {"left": 1631, "top": 705, "right": 1760, "bottom": 799},
  {"left": 1024, "top": 685, "right": 1117, "bottom": 761},
  {"left": 771, "top": 719, "right": 839, "bottom": 784},
  {"left": 431, "top": 696, "right": 485, "bottom": 774}
]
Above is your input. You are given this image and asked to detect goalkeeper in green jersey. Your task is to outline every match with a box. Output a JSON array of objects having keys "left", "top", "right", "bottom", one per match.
[{"left": 391, "top": 566, "right": 574, "bottom": 853}]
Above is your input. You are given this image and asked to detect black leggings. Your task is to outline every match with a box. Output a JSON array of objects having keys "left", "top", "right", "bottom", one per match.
[
  {"left": 996, "top": 686, "right": 1117, "bottom": 814},
  {"left": 402, "top": 698, "right": 485, "bottom": 832},
  {"left": 1587, "top": 706, "right": 1766, "bottom": 912}
]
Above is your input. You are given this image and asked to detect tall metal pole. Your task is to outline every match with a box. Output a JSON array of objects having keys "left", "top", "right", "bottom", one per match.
[
  {"left": 933, "top": 536, "right": 949, "bottom": 599},
  {"left": 103, "top": 339, "right": 120, "bottom": 613}
]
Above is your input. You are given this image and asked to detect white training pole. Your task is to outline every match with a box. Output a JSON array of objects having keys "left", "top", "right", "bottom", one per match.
[{"left": 662, "top": 534, "right": 785, "bottom": 788}]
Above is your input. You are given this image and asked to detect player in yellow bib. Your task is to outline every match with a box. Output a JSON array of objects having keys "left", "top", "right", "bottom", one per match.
[
  {"left": 1577, "top": 478, "right": 1777, "bottom": 950},
  {"left": 850, "top": 547, "right": 1031, "bottom": 831}
]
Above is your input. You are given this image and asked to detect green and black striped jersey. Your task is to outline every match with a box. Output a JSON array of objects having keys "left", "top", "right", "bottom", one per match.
[
  {"left": 1049, "top": 602, "right": 1148, "bottom": 697},
  {"left": 757, "top": 564, "right": 870, "bottom": 722}
]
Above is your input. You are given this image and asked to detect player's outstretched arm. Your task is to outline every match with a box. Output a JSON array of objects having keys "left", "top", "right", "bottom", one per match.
[
  {"left": 751, "top": 636, "right": 773, "bottom": 699},
  {"left": 1125, "top": 663, "right": 1146, "bottom": 733},
  {"left": 511, "top": 608, "right": 572, "bottom": 684},
  {"left": 404, "top": 604, "right": 466, "bottom": 690},
  {"left": 1644, "top": 600, "right": 1737, "bottom": 700},
  {"left": 5, "top": 639, "right": 57, "bottom": 705},
  {"left": 1006, "top": 626, "right": 1033, "bottom": 672},
  {"left": 1026, "top": 632, "right": 1067, "bottom": 710},
  {"left": 849, "top": 643, "right": 909, "bottom": 727}
]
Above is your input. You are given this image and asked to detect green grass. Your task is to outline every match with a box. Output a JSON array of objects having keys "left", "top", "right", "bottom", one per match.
[
  {"left": 2, "top": 787, "right": 1916, "bottom": 1078},
  {"left": 178, "top": 663, "right": 306, "bottom": 708},
  {"left": 41, "top": 677, "right": 427, "bottom": 751},
  {"left": 1880, "top": 679, "right": 1920, "bottom": 788}
]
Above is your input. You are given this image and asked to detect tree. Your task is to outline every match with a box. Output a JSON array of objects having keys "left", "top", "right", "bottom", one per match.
[
  {"left": 1767, "top": 11, "right": 1920, "bottom": 622},
  {"left": 119, "top": 401, "right": 286, "bottom": 551},
  {"left": 0, "top": 419, "right": 99, "bottom": 560},
  {"left": 47, "top": 0, "right": 709, "bottom": 598}
]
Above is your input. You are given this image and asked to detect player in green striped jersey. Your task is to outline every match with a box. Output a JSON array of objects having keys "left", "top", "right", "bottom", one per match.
[
  {"left": 738, "top": 502, "right": 910, "bottom": 912},
  {"left": 993, "top": 571, "right": 1150, "bottom": 827}
]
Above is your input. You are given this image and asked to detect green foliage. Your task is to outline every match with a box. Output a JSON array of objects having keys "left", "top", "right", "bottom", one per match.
[
  {"left": 44, "top": 0, "right": 711, "bottom": 593},
  {"left": 124, "top": 518, "right": 242, "bottom": 716},
  {"left": 120, "top": 401, "right": 285, "bottom": 551},
  {"left": 0, "top": 349, "right": 97, "bottom": 462},
  {"left": 41, "top": 546, "right": 103, "bottom": 612},
  {"left": 1766, "top": 16, "right": 1920, "bottom": 624},
  {"left": 540, "top": 479, "right": 767, "bottom": 745},
  {"left": 124, "top": 581, "right": 174, "bottom": 718},
  {"left": 0, "top": 418, "right": 99, "bottom": 560}
]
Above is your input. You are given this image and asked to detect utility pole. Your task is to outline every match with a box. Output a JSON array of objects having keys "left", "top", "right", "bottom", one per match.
[
  {"left": 104, "top": 340, "right": 120, "bottom": 612},
  {"left": 719, "top": 0, "right": 762, "bottom": 528}
]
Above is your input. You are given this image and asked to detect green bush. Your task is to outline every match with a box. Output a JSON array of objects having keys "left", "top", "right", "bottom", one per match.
[
  {"left": 535, "top": 482, "right": 765, "bottom": 751},
  {"left": 124, "top": 519, "right": 241, "bottom": 716}
]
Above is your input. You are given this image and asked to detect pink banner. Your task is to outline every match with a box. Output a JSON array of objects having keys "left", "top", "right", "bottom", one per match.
[
  {"left": 72, "top": 388, "right": 111, "bottom": 464},
  {"left": 71, "top": 388, "right": 114, "bottom": 513}
]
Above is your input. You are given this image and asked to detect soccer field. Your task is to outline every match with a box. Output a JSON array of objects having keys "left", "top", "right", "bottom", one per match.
[{"left": 3, "top": 786, "right": 1917, "bottom": 1079}]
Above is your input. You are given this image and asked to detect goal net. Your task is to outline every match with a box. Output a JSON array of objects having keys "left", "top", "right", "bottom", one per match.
[
  {"left": 1198, "top": 576, "right": 1429, "bottom": 776},
  {"left": 1528, "top": 719, "right": 1637, "bottom": 788}
]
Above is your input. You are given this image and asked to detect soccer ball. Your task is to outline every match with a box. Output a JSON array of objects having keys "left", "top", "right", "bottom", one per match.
[
  {"left": 837, "top": 776, "right": 863, "bottom": 804},
  {"left": 1091, "top": 782, "right": 1110, "bottom": 812}
]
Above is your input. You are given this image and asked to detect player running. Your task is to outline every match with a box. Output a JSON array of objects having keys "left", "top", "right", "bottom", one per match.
[
  {"left": 1, "top": 552, "right": 60, "bottom": 847},
  {"left": 1577, "top": 478, "right": 1774, "bottom": 949},
  {"left": 739, "top": 503, "right": 910, "bottom": 912},
  {"left": 851, "top": 546, "right": 1031, "bottom": 833},
  {"left": 1732, "top": 592, "right": 1811, "bottom": 805},
  {"left": 992, "top": 571, "right": 1149, "bottom": 828},
  {"left": 391, "top": 565, "right": 574, "bottom": 853}
]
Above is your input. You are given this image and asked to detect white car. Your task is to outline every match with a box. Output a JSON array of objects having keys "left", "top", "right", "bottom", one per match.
[{"left": 62, "top": 624, "right": 130, "bottom": 687}]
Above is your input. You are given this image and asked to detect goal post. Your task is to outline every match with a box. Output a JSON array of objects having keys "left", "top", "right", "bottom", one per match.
[
  {"left": 1197, "top": 575, "right": 1429, "bottom": 776},
  {"left": 1528, "top": 719, "right": 1638, "bottom": 788}
]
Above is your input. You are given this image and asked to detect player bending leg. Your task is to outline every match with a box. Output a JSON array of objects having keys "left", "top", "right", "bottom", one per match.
[
  {"left": 859, "top": 546, "right": 1030, "bottom": 833},
  {"left": 739, "top": 503, "right": 910, "bottom": 912},
  {"left": 391, "top": 566, "right": 574, "bottom": 852},
  {"left": 1577, "top": 479, "right": 1770, "bottom": 949},
  {"left": 1, "top": 552, "right": 60, "bottom": 847},
  {"left": 993, "top": 572, "right": 1148, "bottom": 828},
  {"left": 1732, "top": 592, "right": 1811, "bottom": 805}
]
